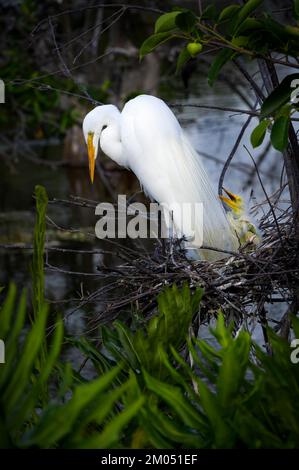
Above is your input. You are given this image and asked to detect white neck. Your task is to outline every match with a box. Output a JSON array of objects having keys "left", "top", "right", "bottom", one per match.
[{"left": 100, "top": 111, "right": 124, "bottom": 166}]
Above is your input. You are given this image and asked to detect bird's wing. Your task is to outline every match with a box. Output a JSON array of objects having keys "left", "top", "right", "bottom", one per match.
[
  {"left": 121, "top": 95, "right": 238, "bottom": 257},
  {"left": 121, "top": 96, "right": 182, "bottom": 201}
]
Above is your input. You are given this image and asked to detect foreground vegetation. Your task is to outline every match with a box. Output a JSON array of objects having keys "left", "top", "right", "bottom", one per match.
[
  {"left": 0, "top": 186, "right": 299, "bottom": 449},
  {"left": 1, "top": 0, "right": 299, "bottom": 450}
]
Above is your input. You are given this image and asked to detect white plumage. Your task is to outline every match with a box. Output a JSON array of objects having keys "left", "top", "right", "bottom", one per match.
[{"left": 83, "top": 94, "right": 238, "bottom": 260}]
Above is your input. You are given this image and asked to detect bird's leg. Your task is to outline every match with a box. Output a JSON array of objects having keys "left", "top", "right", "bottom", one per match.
[
  {"left": 169, "top": 236, "right": 175, "bottom": 264},
  {"left": 161, "top": 236, "right": 166, "bottom": 258},
  {"left": 168, "top": 210, "right": 180, "bottom": 267}
]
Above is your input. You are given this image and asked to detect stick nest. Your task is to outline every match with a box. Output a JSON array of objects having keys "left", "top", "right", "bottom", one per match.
[{"left": 89, "top": 204, "right": 298, "bottom": 334}]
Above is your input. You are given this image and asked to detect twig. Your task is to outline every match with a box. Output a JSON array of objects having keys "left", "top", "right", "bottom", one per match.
[
  {"left": 244, "top": 145, "right": 285, "bottom": 248},
  {"left": 170, "top": 103, "right": 259, "bottom": 117},
  {"left": 218, "top": 106, "right": 257, "bottom": 196}
]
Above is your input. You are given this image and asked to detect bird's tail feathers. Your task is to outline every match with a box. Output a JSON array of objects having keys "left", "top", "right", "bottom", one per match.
[{"left": 170, "top": 133, "right": 239, "bottom": 260}]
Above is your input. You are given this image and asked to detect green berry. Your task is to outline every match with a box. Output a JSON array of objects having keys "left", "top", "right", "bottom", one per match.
[{"left": 187, "top": 42, "right": 203, "bottom": 57}]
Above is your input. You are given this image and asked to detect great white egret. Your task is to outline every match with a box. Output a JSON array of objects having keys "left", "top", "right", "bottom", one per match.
[{"left": 82, "top": 94, "right": 239, "bottom": 260}]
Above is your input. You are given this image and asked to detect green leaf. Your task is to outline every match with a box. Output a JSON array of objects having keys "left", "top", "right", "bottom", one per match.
[
  {"left": 23, "top": 365, "right": 122, "bottom": 447},
  {"left": 164, "top": 351, "right": 196, "bottom": 398},
  {"left": 196, "top": 379, "right": 233, "bottom": 447},
  {"left": 10, "top": 318, "right": 64, "bottom": 430},
  {"left": 218, "top": 4, "right": 240, "bottom": 22},
  {"left": 195, "top": 338, "right": 221, "bottom": 367},
  {"left": 176, "top": 47, "right": 192, "bottom": 73},
  {"left": 80, "top": 396, "right": 145, "bottom": 449},
  {"left": 212, "top": 313, "right": 234, "bottom": 348},
  {"left": 201, "top": 4, "right": 217, "bottom": 21},
  {"left": 284, "top": 25, "right": 299, "bottom": 39},
  {"left": 175, "top": 10, "right": 197, "bottom": 32},
  {"left": 143, "top": 369, "right": 207, "bottom": 429},
  {"left": 292, "top": 315, "right": 299, "bottom": 340},
  {"left": 31, "top": 185, "right": 48, "bottom": 321},
  {"left": 101, "top": 325, "right": 131, "bottom": 367},
  {"left": 101, "top": 283, "right": 202, "bottom": 380},
  {"left": 233, "top": 0, "right": 264, "bottom": 34},
  {"left": 231, "top": 36, "right": 249, "bottom": 47},
  {"left": 294, "top": 0, "right": 299, "bottom": 17},
  {"left": 261, "top": 73, "right": 299, "bottom": 117},
  {"left": 0, "top": 283, "right": 16, "bottom": 340},
  {"left": 144, "top": 404, "right": 205, "bottom": 447},
  {"left": 217, "top": 332, "right": 250, "bottom": 409},
  {"left": 69, "top": 376, "right": 138, "bottom": 445},
  {"left": 262, "top": 16, "right": 294, "bottom": 42},
  {"left": 154, "top": 283, "right": 202, "bottom": 350},
  {"left": 3, "top": 303, "right": 49, "bottom": 412},
  {"left": 236, "top": 18, "right": 263, "bottom": 34},
  {"left": 140, "top": 32, "right": 174, "bottom": 59},
  {"left": 67, "top": 336, "right": 108, "bottom": 371},
  {"left": 154, "top": 11, "right": 181, "bottom": 34},
  {"left": 270, "top": 116, "right": 290, "bottom": 151},
  {"left": 208, "top": 49, "right": 236, "bottom": 86},
  {"left": 186, "top": 340, "right": 218, "bottom": 384},
  {"left": 38, "top": 318, "right": 64, "bottom": 386},
  {"left": 114, "top": 321, "right": 141, "bottom": 368},
  {"left": 250, "top": 119, "right": 270, "bottom": 148},
  {"left": 0, "top": 288, "right": 27, "bottom": 389},
  {"left": 58, "top": 362, "right": 73, "bottom": 398}
]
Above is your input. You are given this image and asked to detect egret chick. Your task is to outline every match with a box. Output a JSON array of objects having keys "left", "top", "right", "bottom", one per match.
[{"left": 220, "top": 188, "right": 260, "bottom": 247}]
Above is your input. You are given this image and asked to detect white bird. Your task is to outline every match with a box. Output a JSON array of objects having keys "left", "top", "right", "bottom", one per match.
[{"left": 82, "top": 94, "right": 238, "bottom": 260}]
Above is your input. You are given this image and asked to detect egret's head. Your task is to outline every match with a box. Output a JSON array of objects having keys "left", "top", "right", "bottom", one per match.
[
  {"left": 220, "top": 188, "right": 244, "bottom": 216},
  {"left": 82, "top": 105, "right": 116, "bottom": 183}
]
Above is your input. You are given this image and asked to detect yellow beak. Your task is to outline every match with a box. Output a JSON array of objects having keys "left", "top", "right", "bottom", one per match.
[
  {"left": 222, "top": 187, "right": 238, "bottom": 202},
  {"left": 87, "top": 132, "right": 95, "bottom": 183},
  {"left": 219, "top": 188, "right": 241, "bottom": 212},
  {"left": 220, "top": 196, "right": 238, "bottom": 211}
]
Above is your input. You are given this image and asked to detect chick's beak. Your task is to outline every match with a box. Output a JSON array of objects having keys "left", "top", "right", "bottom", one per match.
[
  {"left": 219, "top": 196, "right": 235, "bottom": 210},
  {"left": 87, "top": 132, "right": 95, "bottom": 183},
  {"left": 222, "top": 187, "right": 237, "bottom": 202},
  {"left": 219, "top": 188, "right": 238, "bottom": 211}
]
